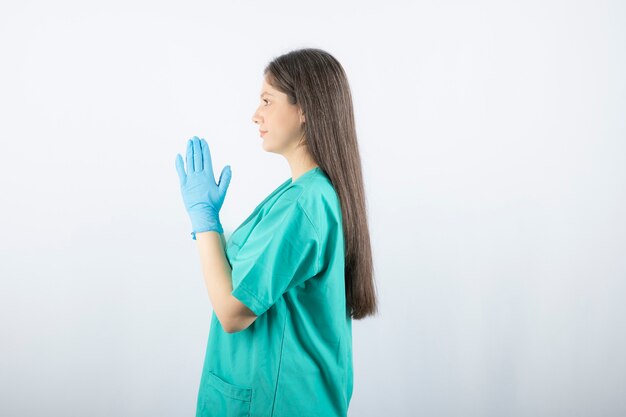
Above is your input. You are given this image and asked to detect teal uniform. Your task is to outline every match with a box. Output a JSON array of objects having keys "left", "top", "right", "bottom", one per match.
[{"left": 196, "top": 166, "right": 353, "bottom": 417}]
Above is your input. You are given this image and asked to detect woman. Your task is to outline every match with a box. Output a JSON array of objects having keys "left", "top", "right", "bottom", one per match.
[{"left": 175, "top": 48, "right": 378, "bottom": 417}]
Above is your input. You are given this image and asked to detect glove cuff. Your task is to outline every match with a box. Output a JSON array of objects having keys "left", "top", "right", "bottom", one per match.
[
  {"left": 190, "top": 226, "right": 223, "bottom": 240},
  {"left": 189, "top": 214, "right": 223, "bottom": 240}
]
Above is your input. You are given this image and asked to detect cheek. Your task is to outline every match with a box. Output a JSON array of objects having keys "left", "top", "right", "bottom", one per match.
[
  {"left": 275, "top": 111, "right": 300, "bottom": 133},
  {"left": 265, "top": 108, "right": 300, "bottom": 141}
]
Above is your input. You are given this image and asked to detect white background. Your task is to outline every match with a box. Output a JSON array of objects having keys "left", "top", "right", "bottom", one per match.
[{"left": 1, "top": 1, "right": 625, "bottom": 416}]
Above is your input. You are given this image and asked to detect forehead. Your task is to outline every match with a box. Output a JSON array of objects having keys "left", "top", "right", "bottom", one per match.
[{"left": 259, "top": 78, "right": 279, "bottom": 96}]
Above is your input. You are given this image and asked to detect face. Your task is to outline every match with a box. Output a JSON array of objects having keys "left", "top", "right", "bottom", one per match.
[{"left": 252, "top": 76, "right": 306, "bottom": 154}]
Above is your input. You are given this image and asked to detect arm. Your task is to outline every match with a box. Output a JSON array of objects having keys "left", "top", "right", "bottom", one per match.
[
  {"left": 175, "top": 137, "right": 253, "bottom": 331},
  {"left": 195, "top": 231, "right": 258, "bottom": 333}
]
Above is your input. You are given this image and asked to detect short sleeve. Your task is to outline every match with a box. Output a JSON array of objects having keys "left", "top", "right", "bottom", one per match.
[{"left": 229, "top": 199, "right": 320, "bottom": 317}]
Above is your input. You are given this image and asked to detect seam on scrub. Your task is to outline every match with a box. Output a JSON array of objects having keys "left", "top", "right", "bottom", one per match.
[
  {"left": 234, "top": 282, "right": 267, "bottom": 316},
  {"left": 270, "top": 305, "right": 289, "bottom": 417},
  {"left": 295, "top": 198, "right": 322, "bottom": 275}
]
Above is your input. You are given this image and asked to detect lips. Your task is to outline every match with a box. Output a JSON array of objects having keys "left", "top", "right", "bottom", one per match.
[{"left": 260, "top": 130, "right": 268, "bottom": 136}]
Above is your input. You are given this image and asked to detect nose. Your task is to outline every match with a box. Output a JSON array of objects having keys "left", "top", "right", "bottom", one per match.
[{"left": 252, "top": 111, "right": 261, "bottom": 125}]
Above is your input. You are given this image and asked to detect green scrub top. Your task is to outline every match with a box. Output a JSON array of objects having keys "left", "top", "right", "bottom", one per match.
[{"left": 196, "top": 166, "right": 353, "bottom": 417}]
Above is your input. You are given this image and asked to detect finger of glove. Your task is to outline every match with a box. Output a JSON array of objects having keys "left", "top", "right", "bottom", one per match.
[
  {"left": 218, "top": 165, "right": 232, "bottom": 201},
  {"left": 185, "top": 139, "right": 194, "bottom": 173},
  {"left": 193, "top": 137, "right": 203, "bottom": 173},
  {"left": 175, "top": 154, "right": 187, "bottom": 186},
  {"left": 201, "top": 138, "right": 215, "bottom": 180}
]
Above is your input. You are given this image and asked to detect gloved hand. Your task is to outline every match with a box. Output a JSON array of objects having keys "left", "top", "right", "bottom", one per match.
[{"left": 175, "top": 136, "right": 232, "bottom": 240}]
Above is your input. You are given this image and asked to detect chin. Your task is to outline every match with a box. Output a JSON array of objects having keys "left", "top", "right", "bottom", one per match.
[{"left": 261, "top": 140, "right": 274, "bottom": 153}]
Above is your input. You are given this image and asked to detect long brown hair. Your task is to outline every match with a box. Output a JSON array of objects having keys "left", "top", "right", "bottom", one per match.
[{"left": 264, "top": 48, "right": 378, "bottom": 320}]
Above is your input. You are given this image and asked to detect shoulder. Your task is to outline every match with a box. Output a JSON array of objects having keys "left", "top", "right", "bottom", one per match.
[{"left": 279, "top": 171, "right": 342, "bottom": 236}]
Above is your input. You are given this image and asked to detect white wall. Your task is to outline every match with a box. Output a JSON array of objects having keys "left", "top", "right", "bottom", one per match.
[{"left": 1, "top": 1, "right": 624, "bottom": 416}]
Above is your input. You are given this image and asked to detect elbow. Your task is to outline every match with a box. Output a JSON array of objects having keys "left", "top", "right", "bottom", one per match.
[
  {"left": 221, "top": 315, "right": 254, "bottom": 334},
  {"left": 219, "top": 297, "right": 258, "bottom": 333},
  {"left": 218, "top": 315, "right": 237, "bottom": 333},
  {"left": 219, "top": 314, "right": 243, "bottom": 334},
  {"left": 223, "top": 323, "right": 239, "bottom": 334}
]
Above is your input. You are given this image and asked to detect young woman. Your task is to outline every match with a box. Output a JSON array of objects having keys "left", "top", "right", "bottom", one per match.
[{"left": 175, "top": 48, "right": 378, "bottom": 417}]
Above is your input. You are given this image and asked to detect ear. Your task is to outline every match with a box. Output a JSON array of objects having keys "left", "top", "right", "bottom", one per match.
[{"left": 299, "top": 107, "right": 306, "bottom": 124}]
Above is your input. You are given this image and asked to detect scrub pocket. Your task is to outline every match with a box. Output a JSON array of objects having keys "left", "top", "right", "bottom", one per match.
[
  {"left": 225, "top": 242, "right": 241, "bottom": 262},
  {"left": 197, "top": 370, "right": 252, "bottom": 417}
]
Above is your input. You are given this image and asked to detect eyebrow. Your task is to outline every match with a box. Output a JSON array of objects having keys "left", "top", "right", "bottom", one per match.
[{"left": 260, "top": 92, "right": 274, "bottom": 97}]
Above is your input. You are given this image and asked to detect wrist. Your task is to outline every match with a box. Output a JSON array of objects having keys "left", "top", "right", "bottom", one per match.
[{"left": 189, "top": 211, "right": 223, "bottom": 240}]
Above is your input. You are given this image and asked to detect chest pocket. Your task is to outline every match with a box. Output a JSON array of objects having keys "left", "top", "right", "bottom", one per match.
[
  {"left": 225, "top": 239, "right": 241, "bottom": 263},
  {"left": 197, "top": 370, "right": 252, "bottom": 417},
  {"left": 226, "top": 206, "right": 270, "bottom": 260}
]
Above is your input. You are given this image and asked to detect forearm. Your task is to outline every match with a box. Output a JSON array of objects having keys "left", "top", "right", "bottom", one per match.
[{"left": 195, "top": 231, "right": 235, "bottom": 328}]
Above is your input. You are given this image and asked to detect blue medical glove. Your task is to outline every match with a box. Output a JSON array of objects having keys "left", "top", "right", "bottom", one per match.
[{"left": 175, "top": 136, "right": 232, "bottom": 240}]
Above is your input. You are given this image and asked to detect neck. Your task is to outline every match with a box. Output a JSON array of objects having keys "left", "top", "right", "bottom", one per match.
[{"left": 284, "top": 148, "right": 318, "bottom": 182}]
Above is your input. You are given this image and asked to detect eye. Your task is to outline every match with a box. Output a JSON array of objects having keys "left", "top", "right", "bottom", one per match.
[{"left": 263, "top": 99, "right": 270, "bottom": 105}]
